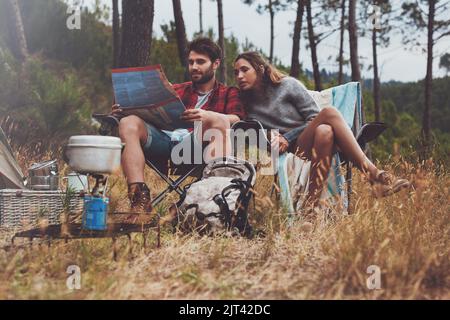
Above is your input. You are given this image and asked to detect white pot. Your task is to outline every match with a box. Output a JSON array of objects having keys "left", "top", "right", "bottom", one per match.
[{"left": 65, "top": 136, "right": 123, "bottom": 174}]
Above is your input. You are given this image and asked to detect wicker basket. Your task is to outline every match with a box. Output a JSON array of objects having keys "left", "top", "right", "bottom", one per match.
[{"left": 0, "top": 189, "right": 84, "bottom": 229}]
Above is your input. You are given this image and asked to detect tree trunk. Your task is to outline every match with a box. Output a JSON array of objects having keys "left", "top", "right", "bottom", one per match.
[
  {"left": 372, "top": 27, "right": 381, "bottom": 122},
  {"left": 172, "top": 0, "right": 190, "bottom": 81},
  {"left": 423, "top": 0, "right": 435, "bottom": 148},
  {"left": 269, "top": 0, "right": 275, "bottom": 63},
  {"left": 338, "top": 0, "right": 346, "bottom": 84},
  {"left": 306, "top": 0, "right": 321, "bottom": 91},
  {"left": 290, "top": 0, "right": 304, "bottom": 79},
  {"left": 217, "top": 0, "right": 227, "bottom": 84},
  {"left": 348, "top": 0, "right": 361, "bottom": 82},
  {"left": 199, "top": 0, "right": 204, "bottom": 34},
  {"left": 119, "top": 0, "right": 154, "bottom": 68},
  {"left": 8, "top": 0, "right": 28, "bottom": 63},
  {"left": 112, "top": 0, "right": 120, "bottom": 68}
]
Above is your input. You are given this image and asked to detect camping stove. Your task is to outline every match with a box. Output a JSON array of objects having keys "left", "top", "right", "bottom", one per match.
[
  {"left": 86, "top": 174, "right": 109, "bottom": 198},
  {"left": 64, "top": 135, "right": 122, "bottom": 231},
  {"left": 79, "top": 173, "right": 110, "bottom": 231}
]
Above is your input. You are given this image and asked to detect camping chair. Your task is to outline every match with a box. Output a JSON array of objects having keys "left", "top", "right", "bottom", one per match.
[
  {"left": 93, "top": 114, "right": 205, "bottom": 208},
  {"left": 230, "top": 82, "right": 387, "bottom": 215}
]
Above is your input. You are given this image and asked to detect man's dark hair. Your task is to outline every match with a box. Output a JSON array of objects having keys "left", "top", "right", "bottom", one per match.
[{"left": 188, "top": 37, "right": 222, "bottom": 62}]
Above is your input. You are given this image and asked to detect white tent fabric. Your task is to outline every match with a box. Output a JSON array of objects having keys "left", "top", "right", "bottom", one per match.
[{"left": 0, "top": 126, "right": 25, "bottom": 189}]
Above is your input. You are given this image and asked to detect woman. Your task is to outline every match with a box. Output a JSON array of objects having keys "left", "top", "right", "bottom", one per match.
[{"left": 234, "top": 51, "right": 410, "bottom": 209}]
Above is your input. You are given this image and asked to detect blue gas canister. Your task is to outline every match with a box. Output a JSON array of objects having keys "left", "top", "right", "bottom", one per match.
[{"left": 82, "top": 196, "right": 108, "bottom": 231}]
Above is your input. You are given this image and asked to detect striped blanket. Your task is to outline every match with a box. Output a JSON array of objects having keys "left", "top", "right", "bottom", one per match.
[{"left": 277, "top": 82, "right": 362, "bottom": 214}]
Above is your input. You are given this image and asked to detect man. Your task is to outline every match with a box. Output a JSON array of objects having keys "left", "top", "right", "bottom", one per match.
[{"left": 114, "top": 38, "right": 245, "bottom": 214}]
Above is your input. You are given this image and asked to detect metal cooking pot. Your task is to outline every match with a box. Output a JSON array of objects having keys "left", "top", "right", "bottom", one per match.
[
  {"left": 27, "top": 160, "right": 59, "bottom": 190},
  {"left": 28, "top": 160, "right": 58, "bottom": 177},
  {"left": 64, "top": 136, "right": 123, "bottom": 175},
  {"left": 29, "top": 175, "right": 59, "bottom": 190}
]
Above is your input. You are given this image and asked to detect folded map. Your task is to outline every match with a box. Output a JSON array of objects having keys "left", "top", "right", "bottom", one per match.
[{"left": 111, "top": 65, "right": 191, "bottom": 131}]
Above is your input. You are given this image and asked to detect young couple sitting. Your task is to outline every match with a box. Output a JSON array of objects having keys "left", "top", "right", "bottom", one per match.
[{"left": 114, "top": 37, "right": 410, "bottom": 216}]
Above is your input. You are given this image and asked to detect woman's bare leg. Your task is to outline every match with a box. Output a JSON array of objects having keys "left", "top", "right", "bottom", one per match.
[
  {"left": 295, "top": 107, "right": 379, "bottom": 181},
  {"left": 303, "top": 124, "right": 335, "bottom": 207},
  {"left": 293, "top": 107, "right": 388, "bottom": 209}
]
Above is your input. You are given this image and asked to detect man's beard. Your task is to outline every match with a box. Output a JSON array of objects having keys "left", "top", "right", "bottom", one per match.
[{"left": 191, "top": 66, "right": 215, "bottom": 84}]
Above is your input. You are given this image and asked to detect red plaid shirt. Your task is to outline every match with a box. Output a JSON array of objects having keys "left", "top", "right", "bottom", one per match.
[{"left": 172, "top": 81, "right": 246, "bottom": 120}]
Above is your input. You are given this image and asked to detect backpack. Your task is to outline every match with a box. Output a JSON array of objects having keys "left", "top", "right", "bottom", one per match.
[{"left": 171, "top": 157, "right": 256, "bottom": 237}]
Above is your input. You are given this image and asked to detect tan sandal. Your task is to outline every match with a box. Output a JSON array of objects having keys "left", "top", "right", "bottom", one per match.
[{"left": 371, "top": 171, "right": 410, "bottom": 198}]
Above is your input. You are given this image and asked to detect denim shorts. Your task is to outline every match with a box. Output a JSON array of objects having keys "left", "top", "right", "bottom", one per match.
[{"left": 142, "top": 123, "right": 207, "bottom": 164}]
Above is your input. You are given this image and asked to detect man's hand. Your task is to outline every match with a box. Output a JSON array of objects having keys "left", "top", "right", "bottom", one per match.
[
  {"left": 271, "top": 131, "right": 289, "bottom": 154},
  {"left": 111, "top": 104, "right": 124, "bottom": 117},
  {"left": 180, "top": 109, "right": 214, "bottom": 124}
]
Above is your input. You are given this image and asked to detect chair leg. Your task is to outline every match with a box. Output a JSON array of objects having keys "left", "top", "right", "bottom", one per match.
[
  {"left": 112, "top": 237, "right": 117, "bottom": 261},
  {"left": 147, "top": 160, "right": 181, "bottom": 192},
  {"left": 156, "top": 215, "right": 161, "bottom": 249},
  {"left": 346, "top": 162, "right": 353, "bottom": 214},
  {"left": 272, "top": 174, "right": 281, "bottom": 210},
  {"left": 146, "top": 160, "right": 202, "bottom": 207}
]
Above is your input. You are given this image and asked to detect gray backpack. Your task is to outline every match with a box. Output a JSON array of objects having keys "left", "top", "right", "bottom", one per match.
[{"left": 172, "top": 157, "right": 256, "bottom": 237}]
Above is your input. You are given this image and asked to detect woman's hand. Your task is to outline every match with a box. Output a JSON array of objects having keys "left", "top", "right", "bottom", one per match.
[{"left": 271, "top": 131, "right": 289, "bottom": 154}]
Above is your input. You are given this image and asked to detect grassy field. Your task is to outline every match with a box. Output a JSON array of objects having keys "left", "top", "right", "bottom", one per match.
[{"left": 0, "top": 159, "right": 448, "bottom": 300}]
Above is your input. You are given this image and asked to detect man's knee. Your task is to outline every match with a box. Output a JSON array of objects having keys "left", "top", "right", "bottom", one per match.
[
  {"left": 119, "top": 115, "right": 145, "bottom": 139},
  {"left": 314, "top": 124, "right": 334, "bottom": 146},
  {"left": 203, "top": 114, "right": 230, "bottom": 132}
]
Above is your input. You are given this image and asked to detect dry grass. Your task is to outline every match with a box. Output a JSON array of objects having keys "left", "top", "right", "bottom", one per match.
[{"left": 0, "top": 159, "right": 448, "bottom": 300}]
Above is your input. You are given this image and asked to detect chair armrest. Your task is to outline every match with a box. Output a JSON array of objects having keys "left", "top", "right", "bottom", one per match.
[
  {"left": 231, "top": 120, "right": 271, "bottom": 150},
  {"left": 231, "top": 119, "right": 265, "bottom": 131},
  {"left": 356, "top": 122, "right": 388, "bottom": 146}
]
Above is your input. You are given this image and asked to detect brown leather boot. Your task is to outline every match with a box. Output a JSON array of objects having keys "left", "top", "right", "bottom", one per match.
[{"left": 128, "top": 183, "right": 153, "bottom": 214}]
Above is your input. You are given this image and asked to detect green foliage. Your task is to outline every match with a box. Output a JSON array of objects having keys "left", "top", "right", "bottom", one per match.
[
  {"left": 440, "top": 53, "right": 450, "bottom": 74},
  {"left": 222, "top": 34, "right": 241, "bottom": 86},
  {"left": 26, "top": 60, "right": 93, "bottom": 139},
  {"left": 362, "top": 80, "right": 450, "bottom": 166},
  {"left": 0, "top": 49, "right": 94, "bottom": 155},
  {"left": 18, "top": 0, "right": 112, "bottom": 76},
  {"left": 0, "top": 44, "right": 22, "bottom": 112},
  {"left": 150, "top": 22, "right": 187, "bottom": 84},
  {"left": 0, "top": 0, "right": 113, "bottom": 112},
  {"left": 381, "top": 78, "right": 450, "bottom": 134}
]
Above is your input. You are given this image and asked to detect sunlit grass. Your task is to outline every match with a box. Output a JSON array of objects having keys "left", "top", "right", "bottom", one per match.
[{"left": 0, "top": 157, "right": 448, "bottom": 299}]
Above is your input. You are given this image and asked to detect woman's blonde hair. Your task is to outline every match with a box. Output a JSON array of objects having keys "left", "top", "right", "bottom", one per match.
[{"left": 235, "top": 51, "right": 286, "bottom": 86}]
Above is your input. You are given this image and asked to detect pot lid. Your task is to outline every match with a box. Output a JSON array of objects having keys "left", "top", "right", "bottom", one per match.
[{"left": 29, "top": 159, "right": 57, "bottom": 171}]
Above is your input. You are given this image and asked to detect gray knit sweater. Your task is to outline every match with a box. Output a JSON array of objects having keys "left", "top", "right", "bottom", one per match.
[{"left": 244, "top": 77, "right": 320, "bottom": 144}]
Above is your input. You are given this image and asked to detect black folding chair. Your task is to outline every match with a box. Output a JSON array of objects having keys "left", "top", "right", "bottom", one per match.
[{"left": 230, "top": 118, "right": 388, "bottom": 212}]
